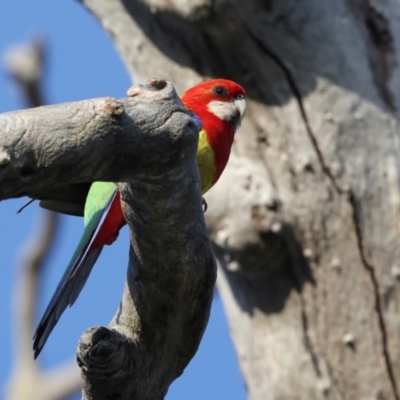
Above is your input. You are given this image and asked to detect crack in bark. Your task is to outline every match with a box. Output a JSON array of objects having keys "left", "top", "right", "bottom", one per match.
[
  {"left": 348, "top": 191, "right": 399, "bottom": 400},
  {"left": 243, "top": 25, "right": 342, "bottom": 193},
  {"left": 299, "top": 296, "right": 322, "bottom": 378},
  {"left": 12, "top": 129, "right": 27, "bottom": 153},
  {"left": 244, "top": 24, "right": 399, "bottom": 399}
]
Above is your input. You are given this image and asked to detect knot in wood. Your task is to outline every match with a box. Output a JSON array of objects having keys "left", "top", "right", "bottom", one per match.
[
  {"left": 100, "top": 98, "right": 124, "bottom": 116},
  {"left": 147, "top": 78, "right": 167, "bottom": 90},
  {"left": 78, "top": 326, "right": 126, "bottom": 374}
]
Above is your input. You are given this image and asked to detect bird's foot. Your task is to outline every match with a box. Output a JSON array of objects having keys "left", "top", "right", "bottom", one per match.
[{"left": 202, "top": 198, "right": 208, "bottom": 213}]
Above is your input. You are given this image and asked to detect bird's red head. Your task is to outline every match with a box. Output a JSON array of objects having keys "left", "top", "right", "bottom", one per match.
[
  {"left": 181, "top": 79, "right": 246, "bottom": 188},
  {"left": 181, "top": 79, "right": 246, "bottom": 133}
]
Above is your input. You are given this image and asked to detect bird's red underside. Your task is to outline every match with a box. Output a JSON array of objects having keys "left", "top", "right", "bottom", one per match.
[{"left": 89, "top": 192, "right": 125, "bottom": 250}]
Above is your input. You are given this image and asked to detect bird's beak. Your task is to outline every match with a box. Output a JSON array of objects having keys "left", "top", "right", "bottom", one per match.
[{"left": 234, "top": 97, "right": 247, "bottom": 120}]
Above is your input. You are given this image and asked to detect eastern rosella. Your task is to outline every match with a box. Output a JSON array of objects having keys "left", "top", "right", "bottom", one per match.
[{"left": 32, "top": 79, "right": 246, "bottom": 358}]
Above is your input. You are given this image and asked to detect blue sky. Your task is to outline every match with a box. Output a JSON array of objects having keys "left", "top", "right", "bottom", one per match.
[{"left": 0, "top": 1, "right": 246, "bottom": 399}]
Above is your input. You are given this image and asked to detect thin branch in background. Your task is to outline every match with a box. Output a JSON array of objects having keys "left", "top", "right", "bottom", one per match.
[
  {"left": 4, "top": 37, "right": 81, "bottom": 400},
  {"left": 3, "top": 36, "right": 46, "bottom": 108}
]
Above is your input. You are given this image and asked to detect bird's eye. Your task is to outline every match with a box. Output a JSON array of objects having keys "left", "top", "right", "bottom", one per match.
[{"left": 213, "top": 86, "right": 227, "bottom": 97}]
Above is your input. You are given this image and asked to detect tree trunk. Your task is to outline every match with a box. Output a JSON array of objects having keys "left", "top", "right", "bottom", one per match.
[{"left": 81, "top": 0, "right": 400, "bottom": 398}]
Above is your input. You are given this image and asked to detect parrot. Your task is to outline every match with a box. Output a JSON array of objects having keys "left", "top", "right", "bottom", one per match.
[{"left": 32, "top": 79, "right": 246, "bottom": 358}]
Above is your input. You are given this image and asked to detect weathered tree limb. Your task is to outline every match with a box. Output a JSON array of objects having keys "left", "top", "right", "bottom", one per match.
[
  {"left": 0, "top": 81, "right": 196, "bottom": 199},
  {"left": 79, "top": 0, "right": 400, "bottom": 398},
  {"left": 1, "top": 79, "right": 216, "bottom": 400},
  {"left": 78, "top": 176, "right": 215, "bottom": 400}
]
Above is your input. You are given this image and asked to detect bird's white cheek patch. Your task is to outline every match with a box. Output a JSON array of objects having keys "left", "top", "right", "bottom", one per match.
[{"left": 207, "top": 100, "right": 238, "bottom": 122}]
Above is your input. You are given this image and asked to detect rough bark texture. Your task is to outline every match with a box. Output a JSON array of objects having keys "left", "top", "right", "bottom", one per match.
[
  {"left": 0, "top": 80, "right": 216, "bottom": 400},
  {"left": 0, "top": 81, "right": 195, "bottom": 198},
  {"left": 80, "top": 0, "right": 400, "bottom": 398}
]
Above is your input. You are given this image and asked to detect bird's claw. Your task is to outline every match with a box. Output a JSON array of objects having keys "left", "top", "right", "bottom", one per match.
[{"left": 202, "top": 198, "right": 208, "bottom": 213}]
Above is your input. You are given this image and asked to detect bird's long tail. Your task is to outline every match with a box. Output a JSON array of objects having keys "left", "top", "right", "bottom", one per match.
[{"left": 33, "top": 191, "right": 119, "bottom": 359}]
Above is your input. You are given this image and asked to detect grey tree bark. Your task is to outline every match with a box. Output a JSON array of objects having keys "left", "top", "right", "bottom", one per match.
[{"left": 76, "top": 0, "right": 400, "bottom": 399}]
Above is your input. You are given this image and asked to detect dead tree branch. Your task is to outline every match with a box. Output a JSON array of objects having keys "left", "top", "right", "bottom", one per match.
[{"left": 0, "top": 79, "right": 216, "bottom": 400}]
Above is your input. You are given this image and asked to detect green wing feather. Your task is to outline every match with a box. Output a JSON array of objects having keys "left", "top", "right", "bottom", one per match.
[{"left": 84, "top": 182, "right": 117, "bottom": 226}]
